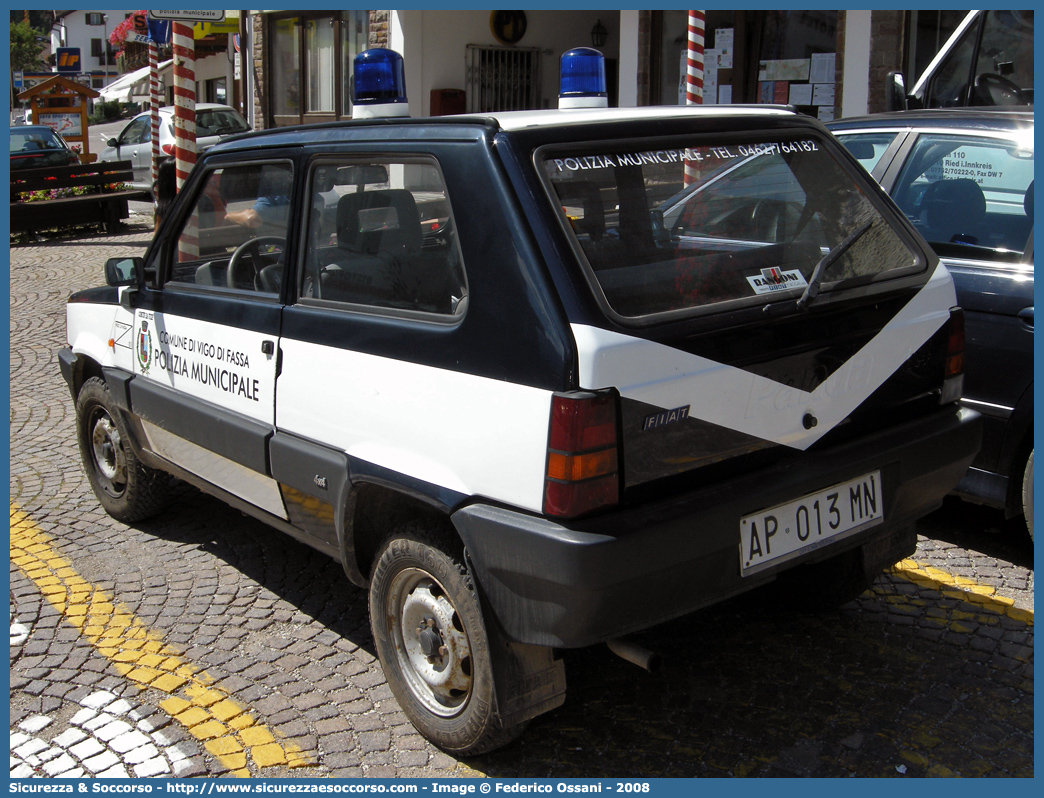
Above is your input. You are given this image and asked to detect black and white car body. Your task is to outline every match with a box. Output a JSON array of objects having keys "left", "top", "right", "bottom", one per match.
[{"left": 61, "top": 49, "right": 981, "bottom": 755}]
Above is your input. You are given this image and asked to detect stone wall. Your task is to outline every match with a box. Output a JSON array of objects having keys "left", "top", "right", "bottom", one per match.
[
  {"left": 251, "top": 13, "right": 264, "bottom": 130},
  {"left": 836, "top": 10, "right": 905, "bottom": 117},
  {"left": 868, "top": 10, "right": 904, "bottom": 114},
  {"left": 369, "top": 11, "right": 389, "bottom": 48}
]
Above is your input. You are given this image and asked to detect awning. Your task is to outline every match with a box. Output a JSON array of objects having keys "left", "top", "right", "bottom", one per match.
[{"left": 97, "top": 59, "right": 173, "bottom": 103}]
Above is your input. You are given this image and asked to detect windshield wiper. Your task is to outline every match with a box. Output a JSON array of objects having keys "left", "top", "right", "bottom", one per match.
[{"left": 796, "top": 220, "right": 873, "bottom": 312}]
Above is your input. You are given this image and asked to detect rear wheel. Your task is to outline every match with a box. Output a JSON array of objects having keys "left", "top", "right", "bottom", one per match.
[
  {"left": 76, "top": 377, "right": 170, "bottom": 523},
  {"left": 368, "top": 522, "right": 525, "bottom": 755},
  {"left": 1021, "top": 449, "right": 1034, "bottom": 542}
]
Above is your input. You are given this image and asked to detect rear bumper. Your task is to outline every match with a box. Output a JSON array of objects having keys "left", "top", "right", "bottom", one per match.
[{"left": 452, "top": 405, "right": 981, "bottom": 648}]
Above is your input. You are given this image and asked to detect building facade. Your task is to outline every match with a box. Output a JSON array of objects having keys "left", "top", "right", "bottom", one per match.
[{"left": 245, "top": 9, "right": 960, "bottom": 130}]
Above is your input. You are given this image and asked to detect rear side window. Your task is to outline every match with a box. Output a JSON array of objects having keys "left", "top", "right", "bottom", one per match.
[
  {"left": 540, "top": 134, "right": 921, "bottom": 320},
  {"left": 298, "top": 157, "right": 468, "bottom": 317}
]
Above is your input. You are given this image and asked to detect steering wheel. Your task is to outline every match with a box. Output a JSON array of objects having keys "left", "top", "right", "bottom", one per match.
[
  {"left": 974, "top": 73, "right": 1028, "bottom": 106},
  {"left": 227, "top": 236, "right": 285, "bottom": 291}
]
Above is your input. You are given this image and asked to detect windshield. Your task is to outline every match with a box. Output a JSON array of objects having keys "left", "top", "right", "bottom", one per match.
[
  {"left": 540, "top": 134, "right": 922, "bottom": 319},
  {"left": 195, "top": 108, "right": 250, "bottom": 137}
]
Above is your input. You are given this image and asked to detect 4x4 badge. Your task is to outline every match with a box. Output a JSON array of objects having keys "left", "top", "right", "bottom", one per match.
[{"left": 137, "top": 320, "right": 152, "bottom": 374}]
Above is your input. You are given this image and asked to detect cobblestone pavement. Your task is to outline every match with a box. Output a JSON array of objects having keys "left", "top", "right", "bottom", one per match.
[{"left": 10, "top": 223, "right": 1034, "bottom": 778}]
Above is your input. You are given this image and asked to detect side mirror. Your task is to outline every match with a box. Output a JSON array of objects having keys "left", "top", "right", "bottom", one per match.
[
  {"left": 885, "top": 71, "right": 908, "bottom": 112},
  {"left": 105, "top": 256, "right": 143, "bottom": 287},
  {"left": 106, "top": 137, "right": 118, "bottom": 148}
]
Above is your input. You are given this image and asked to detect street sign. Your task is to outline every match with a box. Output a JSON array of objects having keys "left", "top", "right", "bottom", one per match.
[
  {"left": 148, "top": 10, "right": 225, "bottom": 22},
  {"left": 13, "top": 71, "right": 24, "bottom": 88}
]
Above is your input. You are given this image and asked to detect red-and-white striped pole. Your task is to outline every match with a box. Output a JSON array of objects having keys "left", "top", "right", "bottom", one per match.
[
  {"left": 686, "top": 11, "right": 705, "bottom": 106},
  {"left": 171, "top": 21, "right": 196, "bottom": 192},
  {"left": 149, "top": 36, "right": 161, "bottom": 191},
  {"left": 684, "top": 10, "right": 705, "bottom": 186}
]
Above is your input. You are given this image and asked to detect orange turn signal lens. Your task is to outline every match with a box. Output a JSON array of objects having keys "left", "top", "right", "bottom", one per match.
[{"left": 546, "top": 448, "right": 618, "bottom": 482}]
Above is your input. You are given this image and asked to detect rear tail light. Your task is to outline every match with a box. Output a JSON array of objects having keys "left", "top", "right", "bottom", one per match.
[
  {"left": 940, "top": 307, "right": 965, "bottom": 404},
  {"left": 161, "top": 143, "right": 174, "bottom": 156},
  {"left": 543, "top": 390, "right": 620, "bottom": 518}
]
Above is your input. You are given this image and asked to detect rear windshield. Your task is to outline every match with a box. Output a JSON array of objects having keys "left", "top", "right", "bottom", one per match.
[
  {"left": 540, "top": 133, "right": 922, "bottom": 320},
  {"left": 10, "top": 128, "right": 66, "bottom": 153}
]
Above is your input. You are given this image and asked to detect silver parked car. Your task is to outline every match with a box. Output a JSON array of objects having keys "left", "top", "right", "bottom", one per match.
[{"left": 98, "top": 103, "right": 250, "bottom": 193}]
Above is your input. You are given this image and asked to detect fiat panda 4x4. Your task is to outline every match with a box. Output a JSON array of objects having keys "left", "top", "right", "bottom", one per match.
[{"left": 61, "top": 49, "right": 980, "bottom": 755}]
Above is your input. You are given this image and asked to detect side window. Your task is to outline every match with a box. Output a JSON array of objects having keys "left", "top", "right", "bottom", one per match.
[
  {"left": 119, "top": 118, "right": 150, "bottom": 146},
  {"left": 835, "top": 132, "right": 899, "bottom": 175},
  {"left": 924, "top": 24, "right": 976, "bottom": 108},
  {"left": 972, "top": 11, "right": 1034, "bottom": 105},
  {"left": 165, "top": 162, "right": 294, "bottom": 295},
  {"left": 299, "top": 158, "right": 468, "bottom": 316},
  {"left": 892, "top": 134, "right": 1034, "bottom": 256}
]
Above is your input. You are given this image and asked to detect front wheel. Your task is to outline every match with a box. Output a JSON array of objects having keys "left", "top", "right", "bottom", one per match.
[
  {"left": 76, "top": 377, "right": 170, "bottom": 523},
  {"left": 368, "top": 524, "right": 524, "bottom": 755}
]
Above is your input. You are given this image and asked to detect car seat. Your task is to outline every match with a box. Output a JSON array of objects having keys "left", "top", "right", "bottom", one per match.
[
  {"left": 320, "top": 190, "right": 423, "bottom": 306},
  {"left": 920, "top": 178, "right": 986, "bottom": 246}
]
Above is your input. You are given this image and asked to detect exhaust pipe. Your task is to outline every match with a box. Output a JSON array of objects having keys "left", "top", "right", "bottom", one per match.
[{"left": 607, "top": 638, "right": 661, "bottom": 673}]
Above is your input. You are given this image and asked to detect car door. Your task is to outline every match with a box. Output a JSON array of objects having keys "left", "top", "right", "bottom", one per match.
[
  {"left": 127, "top": 156, "right": 297, "bottom": 517},
  {"left": 882, "top": 129, "right": 1034, "bottom": 476},
  {"left": 112, "top": 115, "right": 152, "bottom": 186}
]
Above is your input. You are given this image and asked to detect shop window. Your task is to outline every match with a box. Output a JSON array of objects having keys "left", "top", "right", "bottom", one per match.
[{"left": 268, "top": 11, "right": 368, "bottom": 127}]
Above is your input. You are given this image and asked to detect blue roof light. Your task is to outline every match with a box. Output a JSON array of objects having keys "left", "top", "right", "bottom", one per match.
[
  {"left": 352, "top": 48, "right": 409, "bottom": 118},
  {"left": 559, "top": 47, "right": 608, "bottom": 109}
]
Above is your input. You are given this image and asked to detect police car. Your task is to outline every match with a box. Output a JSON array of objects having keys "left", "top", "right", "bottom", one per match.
[{"left": 60, "top": 48, "right": 981, "bottom": 755}]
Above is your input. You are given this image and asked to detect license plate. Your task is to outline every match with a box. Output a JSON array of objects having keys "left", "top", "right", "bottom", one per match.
[{"left": 740, "top": 471, "right": 883, "bottom": 575}]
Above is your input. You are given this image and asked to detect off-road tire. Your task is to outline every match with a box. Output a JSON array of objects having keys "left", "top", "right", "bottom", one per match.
[
  {"left": 368, "top": 522, "right": 525, "bottom": 755},
  {"left": 76, "top": 377, "right": 170, "bottom": 523}
]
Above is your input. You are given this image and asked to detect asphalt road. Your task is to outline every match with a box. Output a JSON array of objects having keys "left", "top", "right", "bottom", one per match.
[{"left": 9, "top": 222, "right": 1035, "bottom": 779}]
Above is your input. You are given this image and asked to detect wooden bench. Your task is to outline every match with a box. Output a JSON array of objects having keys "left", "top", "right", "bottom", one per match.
[{"left": 10, "top": 160, "right": 151, "bottom": 235}]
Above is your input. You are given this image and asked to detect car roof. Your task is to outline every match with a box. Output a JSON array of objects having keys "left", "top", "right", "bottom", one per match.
[
  {"left": 10, "top": 125, "right": 60, "bottom": 134},
  {"left": 467, "top": 104, "right": 796, "bottom": 131},
  {"left": 826, "top": 108, "right": 1034, "bottom": 134},
  {"left": 206, "top": 104, "right": 801, "bottom": 154}
]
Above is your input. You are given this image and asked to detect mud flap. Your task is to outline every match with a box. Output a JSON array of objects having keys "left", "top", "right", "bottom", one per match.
[
  {"left": 489, "top": 636, "right": 566, "bottom": 729},
  {"left": 465, "top": 549, "right": 567, "bottom": 729}
]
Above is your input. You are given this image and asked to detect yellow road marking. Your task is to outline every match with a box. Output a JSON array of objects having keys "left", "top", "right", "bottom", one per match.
[
  {"left": 893, "top": 558, "right": 1034, "bottom": 625},
  {"left": 10, "top": 504, "right": 314, "bottom": 776},
  {"left": 12, "top": 501, "right": 1032, "bottom": 776}
]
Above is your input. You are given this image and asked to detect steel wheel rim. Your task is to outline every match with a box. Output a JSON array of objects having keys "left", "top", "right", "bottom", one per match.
[
  {"left": 387, "top": 567, "right": 473, "bottom": 717},
  {"left": 88, "top": 407, "right": 127, "bottom": 497}
]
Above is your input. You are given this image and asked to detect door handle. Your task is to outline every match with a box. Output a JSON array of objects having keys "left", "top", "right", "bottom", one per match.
[
  {"left": 261, "top": 340, "right": 275, "bottom": 355},
  {"left": 1017, "top": 307, "right": 1033, "bottom": 329}
]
